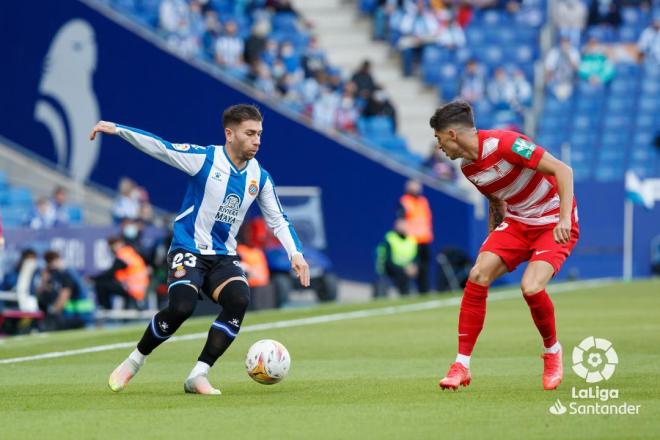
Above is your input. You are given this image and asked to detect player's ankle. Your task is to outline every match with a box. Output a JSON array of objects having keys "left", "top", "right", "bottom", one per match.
[
  {"left": 129, "top": 348, "right": 147, "bottom": 366},
  {"left": 543, "top": 341, "right": 561, "bottom": 354},
  {"left": 455, "top": 354, "right": 471, "bottom": 368},
  {"left": 188, "top": 361, "right": 211, "bottom": 379}
]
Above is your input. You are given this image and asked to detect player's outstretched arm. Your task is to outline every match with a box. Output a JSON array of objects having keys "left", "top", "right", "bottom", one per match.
[
  {"left": 536, "top": 152, "right": 574, "bottom": 244},
  {"left": 257, "top": 172, "right": 309, "bottom": 287},
  {"left": 89, "top": 120, "right": 206, "bottom": 176}
]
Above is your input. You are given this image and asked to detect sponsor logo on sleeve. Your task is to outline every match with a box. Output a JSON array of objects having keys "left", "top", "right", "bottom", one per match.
[
  {"left": 172, "top": 143, "right": 191, "bottom": 152},
  {"left": 511, "top": 137, "right": 536, "bottom": 160}
]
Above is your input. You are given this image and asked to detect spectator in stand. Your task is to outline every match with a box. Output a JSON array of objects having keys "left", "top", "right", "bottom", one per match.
[
  {"left": 215, "top": 20, "right": 245, "bottom": 69},
  {"left": 362, "top": 86, "right": 398, "bottom": 131},
  {"left": 113, "top": 177, "right": 141, "bottom": 222},
  {"left": 459, "top": 59, "right": 486, "bottom": 104},
  {"left": 30, "top": 197, "right": 56, "bottom": 229},
  {"left": 424, "top": 146, "right": 457, "bottom": 181},
  {"left": 244, "top": 19, "right": 270, "bottom": 65},
  {"left": 587, "top": 0, "right": 622, "bottom": 29},
  {"left": 638, "top": 17, "right": 660, "bottom": 65},
  {"left": 436, "top": 17, "right": 466, "bottom": 50},
  {"left": 336, "top": 81, "right": 361, "bottom": 132},
  {"left": 511, "top": 68, "right": 532, "bottom": 109},
  {"left": 201, "top": 10, "right": 222, "bottom": 60},
  {"left": 553, "top": 0, "right": 588, "bottom": 47},
  {"left": 93, "top": 236, "right": 149, "bottom": 310},
  {"left": 36, "top": 251, "right": 94, "bottom": 331},
  {"left": 487, "top": 66, "right": 516, "bottom": 110},
  {"left": 50, "top": 186, "right": 71, "bottom": 226},
  {"left": 312, "top": 86, "right": 341, "bottom": 129},
  {"left": 236, "top": 225, "right": 271, "bottom": 309},
  {"left": 159, "top": 0, "right": 188, "bottom": 35},
  {"left": 398, "top": 2, "right": 440, "bottom": 76},
  {"left": 249, "top": 60, "right": 277, "bottom": 96},
  {"left": 545, "top": 36, "right": 581, "bottom": 101},
  {"left": 302, "top": 36, "right": 327, "bottom": 77},
  {"left": 579, "top": 36, "right": 615, "bottom": 87},
  {"left": 351, "top": 60, "right": 377, "bottom": 99}
]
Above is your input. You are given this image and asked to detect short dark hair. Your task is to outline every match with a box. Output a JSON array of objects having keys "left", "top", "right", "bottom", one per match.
[
  {"left": 44, "top": 250, "right": 61, "bottom": 264},
  {"left": 429, "top": 100, "right": 475, "bottom": 131},
  {"left": 222, "top": 104, "right": 263, "bottom": 128}
]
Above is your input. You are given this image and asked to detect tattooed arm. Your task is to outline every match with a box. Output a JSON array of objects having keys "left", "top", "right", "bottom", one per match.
[{"left": 487, "top": 195, "right": 507, "bottom": 232}]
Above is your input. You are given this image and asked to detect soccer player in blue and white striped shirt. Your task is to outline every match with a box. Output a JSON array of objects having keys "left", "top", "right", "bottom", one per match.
[{"left": 91, "top": 104, "right": 310, "bottom": 395}]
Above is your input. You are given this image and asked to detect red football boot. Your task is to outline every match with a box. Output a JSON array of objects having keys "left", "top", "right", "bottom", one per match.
[
  {"left": 542, "top": 346, "right": 563, "bottom": 390},
  {"left": 439, "top": 362, "right": 472, "bottom": 390}
]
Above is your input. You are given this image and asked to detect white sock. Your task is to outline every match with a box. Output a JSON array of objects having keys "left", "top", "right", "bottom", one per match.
[
  {"left": 129, "top": 349, "right": 146, "bottom": 366},
  {"left": 544, "top": 341, "right": 561, "bottom": 354},
  {"left": 188, "top": 361, "right": 210, "bottom": 379},
  {"left": 455, "top": 354, "right": 471, "bottom": 368}
]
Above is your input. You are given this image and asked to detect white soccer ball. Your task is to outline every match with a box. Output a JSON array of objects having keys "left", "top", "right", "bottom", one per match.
[{"left": 245, "top": 339, "right": 291, "bottom": 385}]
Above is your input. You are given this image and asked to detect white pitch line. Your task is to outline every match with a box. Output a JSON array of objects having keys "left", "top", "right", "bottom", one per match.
[{"left": 0, "top": 278, "right": 613, "bottom": 365}]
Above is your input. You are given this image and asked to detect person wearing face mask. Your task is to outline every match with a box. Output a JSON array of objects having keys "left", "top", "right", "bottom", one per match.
[
  {"left": 92, "top": 236, "right": 149, "bottom": 310},
  {"left": 398, "top": 180, "right": 433, "bottom": 294}
]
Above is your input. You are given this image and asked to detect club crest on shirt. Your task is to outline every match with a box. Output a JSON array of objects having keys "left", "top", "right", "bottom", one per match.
[
  {"left": 172, "top": 143, "right": 191, "bottom": 152},
  {"left": 215, "top": 193, "right": 241, "bottom": 224},
  {"left": 248, "top": 179, "right": 259, "bottom": 196},
  {"left": 174, "top": 265, "right": 186, "bottom": 278},
  {"left": 511, "top": 137, "right": 536, "bottom": 159}
]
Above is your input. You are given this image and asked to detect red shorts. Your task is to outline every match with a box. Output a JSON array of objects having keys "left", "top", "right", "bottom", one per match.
[{"left": 480, "top": 217, "right": 580, "bottom": 274}]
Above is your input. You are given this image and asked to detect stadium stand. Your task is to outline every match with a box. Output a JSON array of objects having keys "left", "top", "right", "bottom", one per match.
[
  {"left": 358, "top": 0, "right": 659, "bottom": 182},
  {"left": 99, "top": 0, "right": 429, "bottom": 168}
]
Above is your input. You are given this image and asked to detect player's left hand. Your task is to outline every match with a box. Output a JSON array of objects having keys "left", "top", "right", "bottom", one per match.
[
  {"left": 89, "top": 120, "right": 117, "bottom": 140},
  {"left": 553, "top": 217, "right": 571, "bottom": 244},
  {"left": 291, "top": 253, "right": 310, "bottom": 287}
]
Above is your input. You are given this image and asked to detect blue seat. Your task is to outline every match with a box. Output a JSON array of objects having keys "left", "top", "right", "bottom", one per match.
[
  {"left": 605, "top": 97, "right": 637, "bottom": 113},
  {"left": 496, "top": 28, "right": 517, "bottom": 45},
  {"left": 0, "top": 171, "right": 7, "bottom": 189},
  {"left": 635, "top": 114, "right": 657, "bottom": 130},
  {"left": 0, "top": 206, "right": 30, "bottom": 227},
  {"left": 365, "top": 116, "right": 394, "bottom": 138},
  {"left": 639, "top": 96, "right": 660, "bottom": 113},
  {"left": 6, "top": 188, "right": 33, "bottom": 207},
  {"left": 609, "top": 79, "right": 639, "bottom": 95},
  {"left": 619, "top": 26, "right": 641, "bottom": 42},
  {"left": 621, "top": 7, "right": 641, "bottom": 25},
  {"left": 641, "top": 79, "right": 660, "bottom": 95},
  {"left": 602, "top": 115, "right": 633, "bottom": 131},
  {"left": 466, "top": 28, "right": 486, "bottom": 46},
  {"left": 482, "top": 46, "right": 503, "bottom": 65},
  {"left": 595, "top": 162, "right": 625, "bottom": 181},
  {"left": 633, "top": 130, "right": 655, "bottom": 147},
  {"left": 572, "top": 115, "right": 599, "bottom": 130}
]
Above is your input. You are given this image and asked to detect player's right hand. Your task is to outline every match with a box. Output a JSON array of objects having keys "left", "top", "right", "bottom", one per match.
[
  {"left": 291, "top": 253, "right": 310, "bottom": 287},
  {"left": 89, "top": 120, "right": 117, "bottom": 140}
]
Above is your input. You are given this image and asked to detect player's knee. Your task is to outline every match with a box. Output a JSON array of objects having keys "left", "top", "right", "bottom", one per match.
[
  {"left": 218, "top": 280, "right": 250, "bottom": 313},
  {"left": 168, "top": 284, "right": 198, "bottom": 319},
  {"left": 468, "top": 265, "right": 495, "bottom": 286},
  {"left": 520, "top": 277, "right": 545, "bottom": 296}
]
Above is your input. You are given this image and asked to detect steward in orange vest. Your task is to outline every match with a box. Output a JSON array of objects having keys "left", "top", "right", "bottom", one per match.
[{"left": 398, "top": 180, "right": 434, "bottom": 293}]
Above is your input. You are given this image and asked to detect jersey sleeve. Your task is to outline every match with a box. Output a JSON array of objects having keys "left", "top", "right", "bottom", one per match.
[
  {"left": 256, "top": 170, "right": 303, "bottom": 260},
  {"left": 498, "top": 133, "right": 545, "bottom": 170},
  {"left": 116, "top": 124, "right": 207, "bottom": 176}
]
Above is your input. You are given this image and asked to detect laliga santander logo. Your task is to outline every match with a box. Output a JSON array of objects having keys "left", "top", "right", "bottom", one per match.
[{"left": 572, "top": 336, "right": 618, "bottom": 383}]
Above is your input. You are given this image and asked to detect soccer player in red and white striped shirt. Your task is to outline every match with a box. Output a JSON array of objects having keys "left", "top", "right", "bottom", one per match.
[{"left": 430, "top": 101, "right": 579, "bottom": 391}]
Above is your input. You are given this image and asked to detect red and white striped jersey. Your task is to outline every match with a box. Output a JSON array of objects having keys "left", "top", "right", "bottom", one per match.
[{"left": 461, "top": 130, "right": 575, "bottom": 226}]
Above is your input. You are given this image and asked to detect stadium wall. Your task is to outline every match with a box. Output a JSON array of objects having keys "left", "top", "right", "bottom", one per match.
[{"left": 0, "top": 0, "right": 474, "bottom": 282}]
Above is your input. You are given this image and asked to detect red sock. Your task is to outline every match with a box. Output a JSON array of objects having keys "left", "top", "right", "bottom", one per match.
[
  {"left": 523, "top": 289, "right": 557, "bottom": 348},
  {"left": 457, "top": 280, "right": 489, "bottom": 356}
]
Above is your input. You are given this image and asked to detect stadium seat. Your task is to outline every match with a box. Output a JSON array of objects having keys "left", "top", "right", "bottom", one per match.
[{"left": 6, "top": 188, "right": 33, "bottom": 208}]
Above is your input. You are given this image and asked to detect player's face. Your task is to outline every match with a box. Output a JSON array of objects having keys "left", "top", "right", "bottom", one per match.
[
  {"left": 227, "top": 119, "right": 262, "bottom": 161},
  {"left": 434, "top": 129, "right": 462, "bottom": 160}
]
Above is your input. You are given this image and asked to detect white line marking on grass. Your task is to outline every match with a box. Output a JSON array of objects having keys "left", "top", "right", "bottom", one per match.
[{"left": 0, "top": 278, "right": 613, "bottom": 364}]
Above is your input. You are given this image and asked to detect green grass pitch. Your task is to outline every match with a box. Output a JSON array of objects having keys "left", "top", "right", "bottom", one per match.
[{"left": 1, "top": 279, "right": 658, "bottom": 439}]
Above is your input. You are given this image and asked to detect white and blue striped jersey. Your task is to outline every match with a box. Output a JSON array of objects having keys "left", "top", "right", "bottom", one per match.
[{"left": 116, "top": 124, "right": 303, "bottom": 258}]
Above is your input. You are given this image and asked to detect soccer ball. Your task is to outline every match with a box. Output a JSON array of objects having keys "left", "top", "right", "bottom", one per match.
[{"left": 245, "top": 339, "right": 291, "bottom": 385}]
